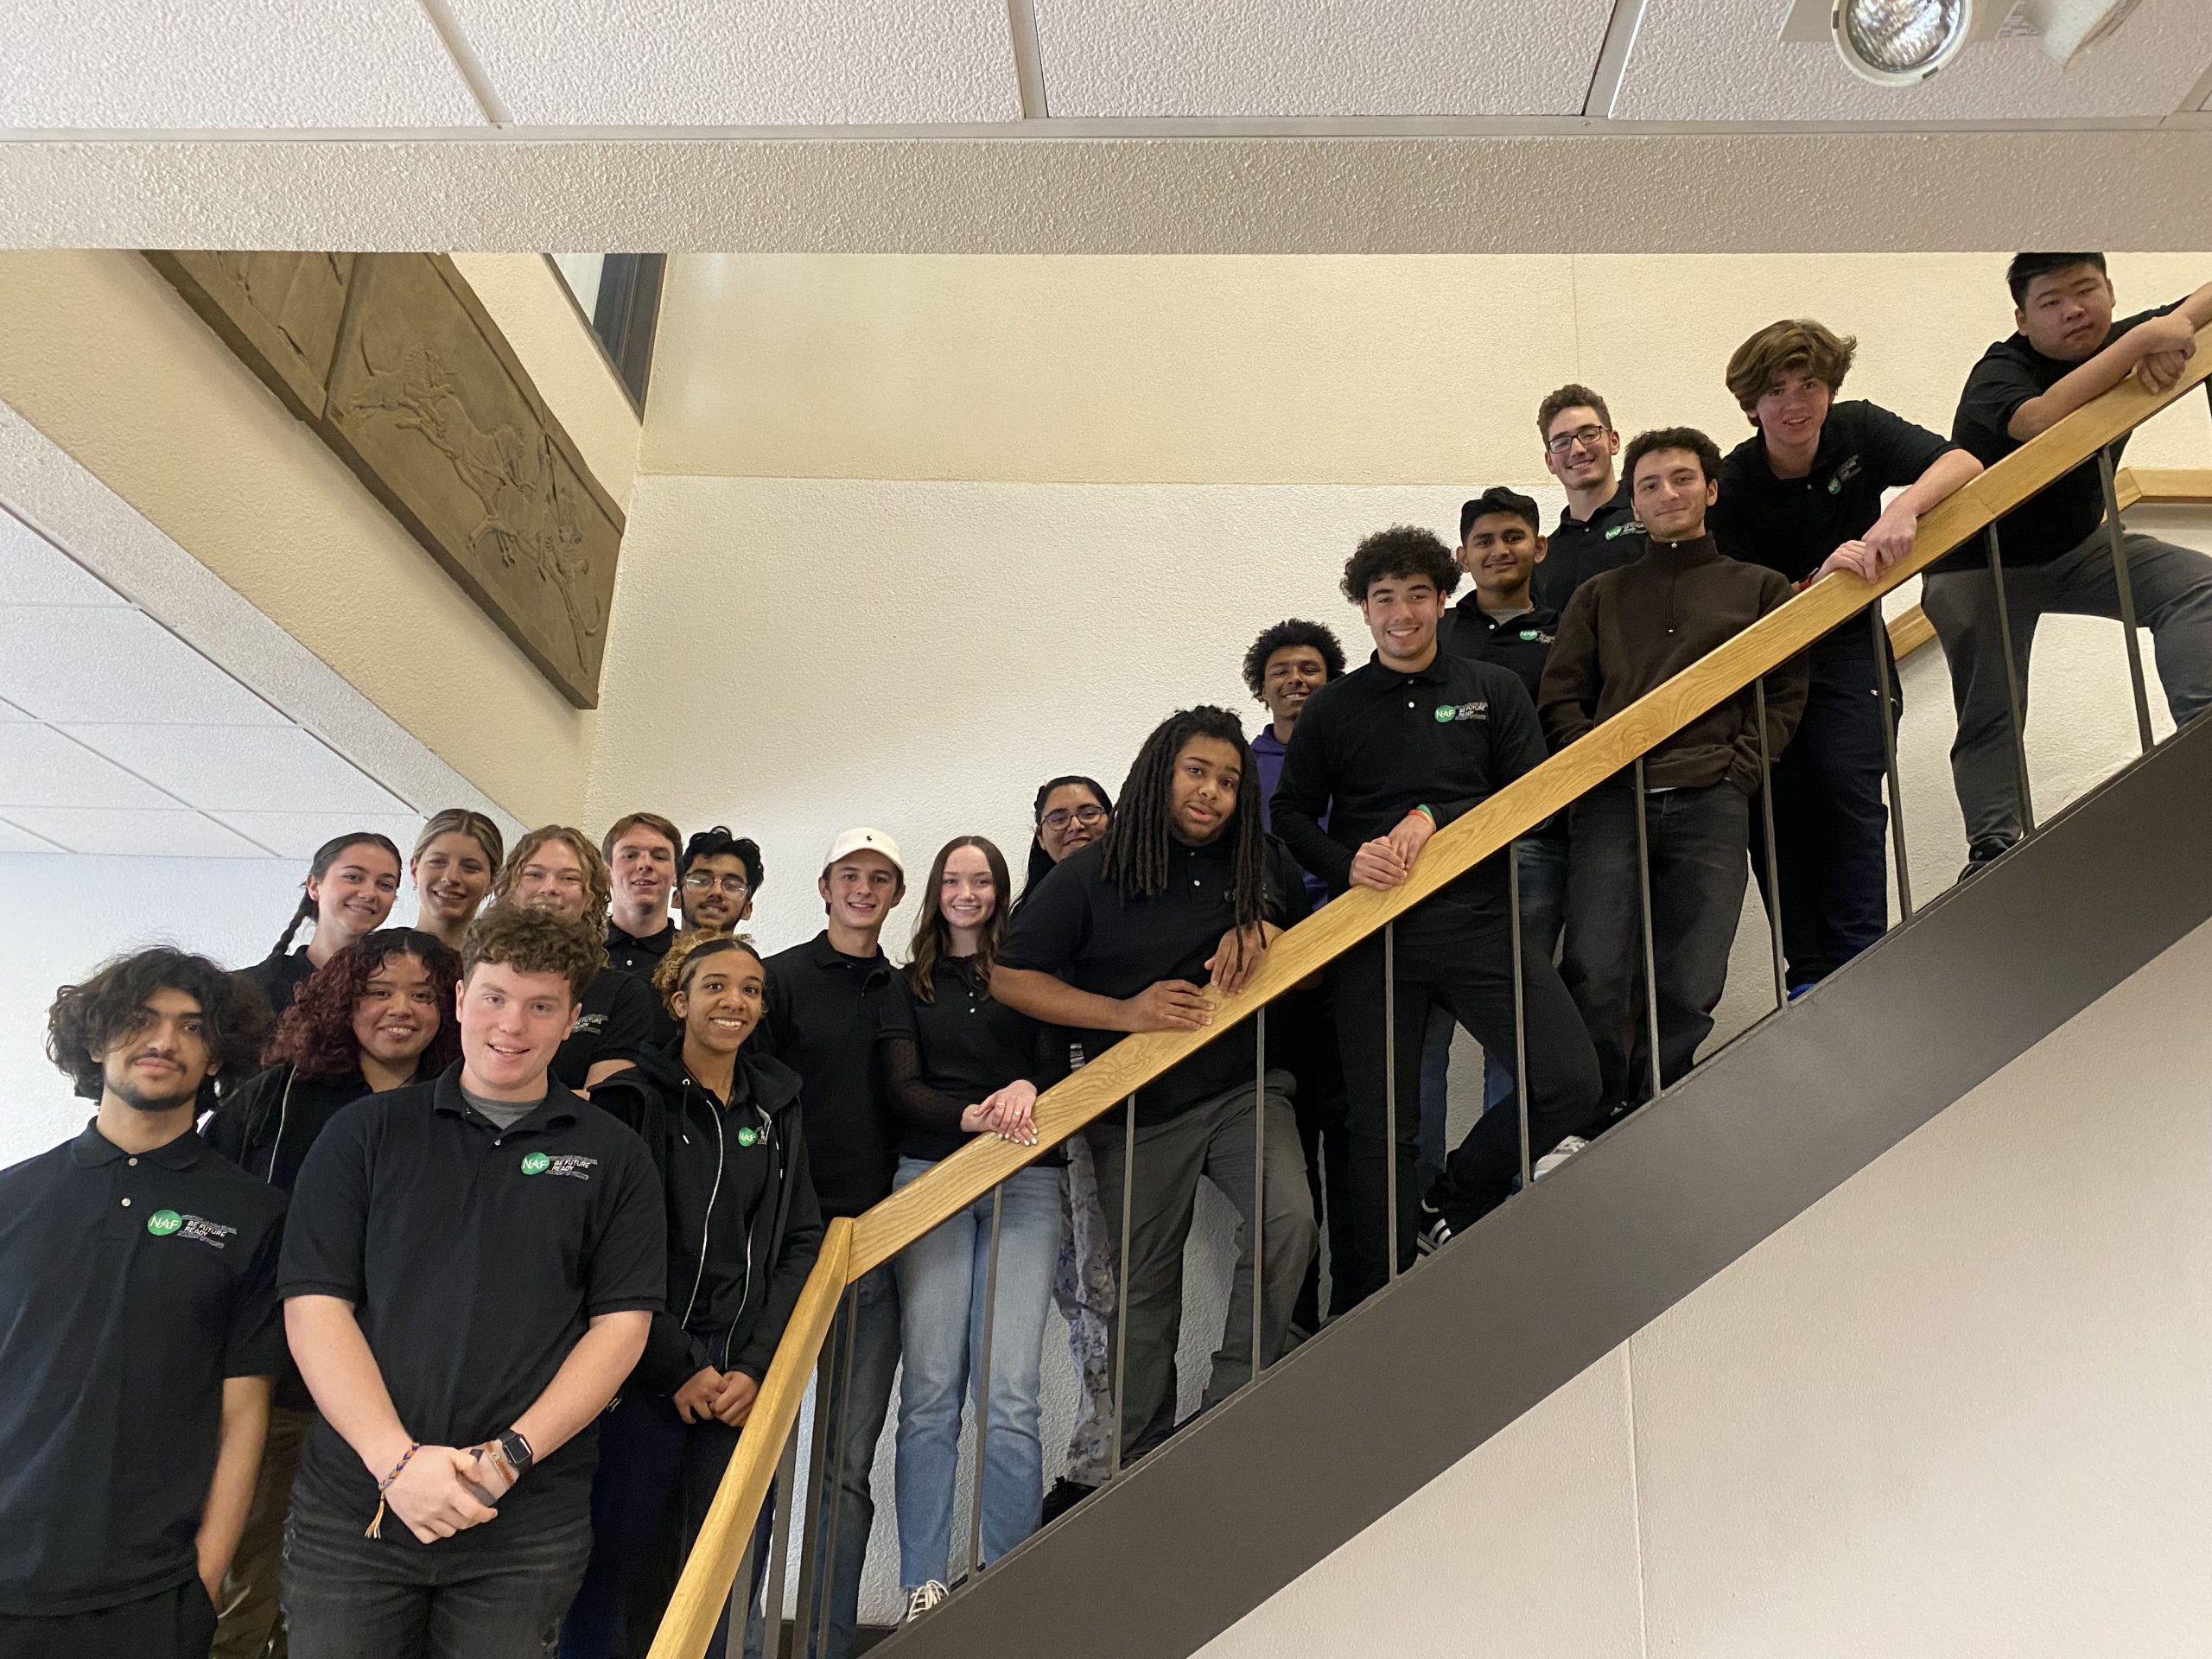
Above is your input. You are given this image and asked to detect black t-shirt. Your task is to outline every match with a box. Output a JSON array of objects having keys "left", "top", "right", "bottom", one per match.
[
  {"left": 1532, "top": 480, "right": 1644, "bottom": 613},
  {"left": 876, "top": 957, "right": 1061, "bottom": 1164},
  {"left": 1272, "top": 648, "right": 1552, "bottom": 899},
  {"left": 1715, "top": 400, "right": 1955, "bottom": 656},
  {"left": 0, "top": 1123, "right": 285, "bottom": 1615},
  {"left": 552, "top": 966, "right": 658, "bottom": 1090},
  {"left": 278, "top": 1066, "right": 664, "bottom": 1541},
  {"left": 756, "top": 934, "right": 900, "bottom": 1218},
  {"left": 1944, "top": 300, "right": 2197, "bottom": 569},
  {"left": 996, "top": 834, "right": 1296, "bottom": 1124}
]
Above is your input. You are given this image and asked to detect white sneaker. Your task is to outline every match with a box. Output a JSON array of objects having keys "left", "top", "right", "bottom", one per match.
[
  {"left": 905, "top": 1581, "right": 950, "bottom": 1623},
  {"left": 1531, "top": 1135, "right": 1589, "bottom": 1181}
]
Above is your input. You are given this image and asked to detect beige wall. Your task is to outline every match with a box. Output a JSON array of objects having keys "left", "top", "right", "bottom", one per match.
[
  {"left": 644, "top": 251, "right": 2212, "bottom": 484},
  {"left": 0, "top": 250, "right": 603, "bottom": 825},
  {"left": 1199, "top": 912, "right": 2212, "bottom": 1659}
]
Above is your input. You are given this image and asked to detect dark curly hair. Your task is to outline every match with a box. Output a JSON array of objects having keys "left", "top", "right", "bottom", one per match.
[
  {"left": 463, "top": 903, "right": 602, "bottom": 1000},
  {"left": 680, "top": 824, "right": 765, "bottom": 894},
  {"left": 1622, "top": 426, "right": 1724, "bottom": 491},
  {"left": 46, "top": 946, "right": 271, "bottom": 1103},
  {"left": 1340, "top": 525, "right": 1461, "bottom": 605},
  {"left": 652, "top": 928, "right": 766, "bottom": 1012},
  {"left": 1240, "top": 619, "right": 1346, "bottom": 702},
  {"left": 265, "top": 929, "right": 462, "bottom": 1078}
]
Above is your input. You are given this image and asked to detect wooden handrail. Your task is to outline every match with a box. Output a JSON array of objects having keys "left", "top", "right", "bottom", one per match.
[
  {"left": 646, "top": 1217, "right": 854, "bottom": 1659},
  {"left": 653, "top": 320, "right": 2212, "bottom": 1656}
]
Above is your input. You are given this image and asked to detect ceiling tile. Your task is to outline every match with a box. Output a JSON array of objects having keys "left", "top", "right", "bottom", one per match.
[
  {"left": 442, "top": 0, "right": 1019, "bottom": 125},
  {"left": 0, "top": 0, "right": 486, "bottom": 128},
  {"left": 0, "top": 815, "right": 64, "bottom": 853},
  {"left": 0, "top": 696, "right": 28, "bottom": 721},
  {"left": 1615, "top": 0, "right": 2212, "bottom": 121},
  {"left": 209, "top": 810, "right": 427, "bottom": 861},
  {"left": 0, "top": 512, "right": 125, "bottom": 604},
  {"left": 0, "top": 607, "right": 289, "bottom": 726},
  {"left": 1034, "top": 0, "right": 1616, "bottom": 117},
  {"left": 3, "top": 806, "right": 271, "bottom": 857},
  {"left": 0, "top": 723, "right": 181, "bottom": 809},
  {"left": 58, "top": 723, "right": 413, "bottom": 816}
]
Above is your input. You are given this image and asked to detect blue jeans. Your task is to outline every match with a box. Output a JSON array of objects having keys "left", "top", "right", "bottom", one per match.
[
  {"left": 889, "top": 1159, "right": 1061, "bottom": 1589},
  {"left": 1415, "top": 839, "right": 1572, "bottom": 1170},
  {"left": 798, "top": 1261, "right": 899, "bottom": 1659}
]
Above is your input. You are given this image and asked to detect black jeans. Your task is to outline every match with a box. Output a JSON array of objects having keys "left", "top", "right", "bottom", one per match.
[
  {"left": 0, "top": 1579, "right": 216, "bottom": 1659},
  {"left": 1277, "top": 982, "right": 1359, "bottom": 1329},
  {"left": 1562, "top": 778, "right": 1751, "bottom": 1115},
  {"left": 283, "top": 1487, "right": 592, "bottom": 1659},
  {"left": 561, "top": 1392, "right": 772, "bottom": 1659},
  {"left": 1758, "top": 649, "right": 1893, "bottom": 988},
  {"left": 1329, "top": 884, "right": 1603, "bottom": 1297}
]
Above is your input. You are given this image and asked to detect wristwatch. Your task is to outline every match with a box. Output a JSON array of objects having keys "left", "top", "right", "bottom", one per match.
[{"left": 496, "top": 1429, "right": 535, "bottom": 1474}]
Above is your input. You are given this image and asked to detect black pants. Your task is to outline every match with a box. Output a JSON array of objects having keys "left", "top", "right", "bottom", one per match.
[
  {"left": 0, "top": 1579, "right": 216, "bottom": 1659},
  {"left": 1330, "top": 886, "right": 1603, "bottom": 1298},
  {"left": 561, "top": 1392, "right": 770, "bottom": 1659},
  {"left": 1758, "top": 649, "right": 1893, "bottom": 988},
  {"left": 1563, "top": 779, "right": 1751, "bottom": 1115},
  {"left": 1277, "top": 983, "right": 1359, "bottom": 1329}
]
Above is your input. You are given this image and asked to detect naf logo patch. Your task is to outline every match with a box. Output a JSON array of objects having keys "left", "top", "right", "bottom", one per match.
[
  {"left": 1603, "top": 522, "right": 1631, "bottom": 540},
  {"left": 1433, "top": 701, "right": 1489, "bottom": 724},
  {"left": 1517, "top": 626, "right": 1555, "bottom": 646},
  {"left": 520, "top": 1152, "right": 600, "bottom": 1181},
  {"left": 570, "top": 1013, "right": 607, "bottom": 1036},
  {"left": 146, "top": 1209, "right": 238, "bottom": 1250},
  {"left": 1827, "top": 454, "right": 1864, "bottom": 495}
]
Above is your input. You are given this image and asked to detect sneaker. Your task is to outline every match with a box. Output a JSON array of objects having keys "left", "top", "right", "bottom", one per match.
[
  {"left": 1040, "top": 1477, "right": 1096, "bottom": 1524},
  {"left": 904, "top": 1581, "right": 950, "bottom": 1624},
  {"left": 1414, "top": 1202, "right": 1453, "bottom": 1255},
  {"left": 1957, "top": 836, "right": 2014, "bottom": 883},
  {"left": 1531, "top": 1135, "right": 1589, "bottom": 1181}
]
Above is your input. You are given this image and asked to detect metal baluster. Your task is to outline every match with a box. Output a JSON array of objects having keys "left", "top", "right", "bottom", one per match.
[
  {"left": 727, "top": 1516, "right": 759, "bottom": 1659},
  {"left": 1109, "top": 1094, "right": 1136, "bottom": 1478},
  {"left": 965, "top": 1185, "right": 1003, "bottom": 1580},
  {"left": 758, "top": 1430, "right": 803, "bottom": 1659},
  {"left": 1633, "top": 759, "right": 1663, "bottom": 1103},
  {"left": 2098, "top": 448, "right": 2158, "bottom": 753},
  {"left": 1251, "top": 1004, "right": 1267, "bottom": 1382},
  {"left": 801, "top": 1287, "right": 860, "bottom": 1659},
  {"left": 1871, "top": 605, "right": 1915, "bottom": 923},
  {"left": 1754, "top": 679, "right": 1788, "bottom": 1007},
  {"left": 789, "top": 1303, "right": 849, "bottom": 1659},
  {"left": 1383, "top": 919, "right": 1400, "bottom": 1284},
  {"left": 1986, "top": 524, "right": 2037, "bottom": 836},
  {"left": 1508, "top": 839, "right": 1531, "bottom": 1190}
]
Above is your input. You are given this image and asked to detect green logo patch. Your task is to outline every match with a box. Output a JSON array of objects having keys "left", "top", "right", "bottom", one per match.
[
  {"left": 1433, "top": 704, "right": 1455, "bottom": 723},
  {"left": 520, "top": 1151, "right": 551, "bottom": 1176},
  {"left": 147, "top": 1209, "right": 182, "bottom": 1237},
  {"left": 736, "top": 1127, "right": 760, "bottom": 1148}
]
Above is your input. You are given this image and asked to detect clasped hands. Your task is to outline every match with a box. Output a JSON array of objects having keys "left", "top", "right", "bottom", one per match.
[{"left": 379, "top": 1438, "right": 524, "bottom": 1544}]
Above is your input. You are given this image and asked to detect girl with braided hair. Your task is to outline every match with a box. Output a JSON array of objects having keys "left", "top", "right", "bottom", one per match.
[
  {"left": 242, "top": 833, "right": 404, "bottom": 1020},
  {"left": 995, "top": 706, "right": 1316, "bottom": 1465}
]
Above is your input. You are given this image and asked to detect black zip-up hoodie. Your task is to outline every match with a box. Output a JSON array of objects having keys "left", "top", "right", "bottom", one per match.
[
  {"left": 589, "top": 1039, "right": 823, "bottom": 1394},
  {"left": 204, "top": 1062, "right": 375, "bottom": 1195}
]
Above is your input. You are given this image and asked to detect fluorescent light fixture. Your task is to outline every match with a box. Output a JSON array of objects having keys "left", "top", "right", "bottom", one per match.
[{"left": 1830, "top": 0, "right": 1974, "bottom": 84}]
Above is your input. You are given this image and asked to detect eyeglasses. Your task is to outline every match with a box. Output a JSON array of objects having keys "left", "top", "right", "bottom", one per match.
[
  {"left": 1041, "top": 804, "right": 1107, "bottom": 832},
  {"left": 1545, "top": 424, "right": 1611, "bottom": 456},
  {"left": 682, "top": 871, "right": 751, "bottom": 895}
]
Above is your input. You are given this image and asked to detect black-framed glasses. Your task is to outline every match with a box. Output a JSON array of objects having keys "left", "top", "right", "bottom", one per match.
[
  {"left": 1041, "top": 804, "right": 1108, "bottom": 832},
  {"left": 1545, "top": 423, "right": 1611, "bottom": 456},
  {"left": 682, "top": 871, "right": 751, "bottom": 895}
]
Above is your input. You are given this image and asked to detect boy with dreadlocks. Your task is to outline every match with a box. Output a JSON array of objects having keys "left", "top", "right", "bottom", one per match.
[
  {"left": 995, "top": 706, "right": 1317, "bottom": 1463},
  {"left": 1274, "top": 525, "right": 1604, "bottom": 1296}
]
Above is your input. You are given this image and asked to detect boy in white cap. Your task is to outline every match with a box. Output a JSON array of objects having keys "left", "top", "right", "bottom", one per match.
[{"left": 757, "top": 829, "right": 905, "bottom": 1659}]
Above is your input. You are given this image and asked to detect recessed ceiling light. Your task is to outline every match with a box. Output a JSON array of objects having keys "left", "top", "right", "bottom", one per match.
[{"left": 1831, "top": 0, "right": 1974, "bottom": 84}]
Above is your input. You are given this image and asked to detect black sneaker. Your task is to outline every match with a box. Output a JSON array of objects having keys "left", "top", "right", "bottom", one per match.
[
  {"left": 1040, "top": 1477, "right": 1096, "bottom": 1524},
  {"left": 1957, "top": 836, "right": 2014, "bottom": 883},
  {"left": 1414, "top": 1202, "right": 1453, "bottom": 1256}
]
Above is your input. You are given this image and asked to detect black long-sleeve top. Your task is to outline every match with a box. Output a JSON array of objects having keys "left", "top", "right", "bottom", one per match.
[
  {"left": 876, "top": 956, "right": 1067, "bottom": 1165},
  {"left": 1271, "top": 648, "right": 1551, "bottom": 901}
]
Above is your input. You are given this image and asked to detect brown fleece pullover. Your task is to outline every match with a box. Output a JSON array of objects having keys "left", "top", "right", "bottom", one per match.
[{"left": 1537, "top": 533, "right": 1808, "bottom": 794}]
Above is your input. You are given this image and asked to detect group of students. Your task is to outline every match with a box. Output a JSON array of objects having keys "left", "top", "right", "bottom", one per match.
[{"left": 5, "top": 251, "right": 2211, "bottom": 1659}]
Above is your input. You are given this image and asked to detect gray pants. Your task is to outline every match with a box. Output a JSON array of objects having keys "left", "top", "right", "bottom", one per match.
[
  {"left": 1923, "top": 523, "right": 2212, "bottom": 849},
  {"left": 1086, "top": 1074, "right": 1316, "bottom": 1464}
]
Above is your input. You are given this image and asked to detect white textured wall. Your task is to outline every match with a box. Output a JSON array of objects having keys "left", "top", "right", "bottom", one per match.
[{"left": 1198, "top": 912, "right": 2212, "bottom": 1659}]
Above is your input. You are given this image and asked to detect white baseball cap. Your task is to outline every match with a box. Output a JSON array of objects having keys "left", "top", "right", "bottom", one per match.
[{"left": 822, "top": 826, "right": 905, "bottom": 880}]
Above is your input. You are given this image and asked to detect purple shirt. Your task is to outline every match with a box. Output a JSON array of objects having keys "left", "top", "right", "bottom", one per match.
[{"left": 1251, "top": 724, "right": 1328, "bottom": 912}]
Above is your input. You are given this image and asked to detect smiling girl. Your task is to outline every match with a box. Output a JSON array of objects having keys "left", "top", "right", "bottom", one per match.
[{"left": 245, "top": 833, "right": 405, "bottom": 1019}]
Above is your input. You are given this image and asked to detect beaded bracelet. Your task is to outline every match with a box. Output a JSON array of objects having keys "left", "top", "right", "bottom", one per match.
[{"left": 365, "top": 1441, "right": 423, "bottom": 1540}]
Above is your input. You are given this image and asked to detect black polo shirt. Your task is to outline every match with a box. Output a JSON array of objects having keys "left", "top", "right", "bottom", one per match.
[
  {"left": 241, "top": 947, "right": 315, "bottom": 1020},
  {"left": 1715, "top": 399, "right": 1955, "bottom": 657},
  {"left": 606, "top": 918, "right": 681, "bottom": 1047},
  {"left": 996, "top": 834, "right": 1297, "bottom": 1124},
  {"left": 1942, "top": 299, "right": 2202, "bottom": 571},
  {"left": 0, "top": 1123, "right": 285, "bottom": 1615},
  {"left": 1438, "top": 597, "right": 1559, "bottom": 702},
  {"left": 877, "top": 958, "right": 1059, "bottom": 1164},
  {"left": 279, "top": 1065, "right": 663, "bottom": 1541},
  {"left": 1273, "top": 647, "right": 1549, "bottom": 902},
  {"left": 1531, "top": 480, "right": 1644, "bottom": 613},
  {"left": 552, "top": 965, "right": 658, "bottom": 1090},
  {"left": 757, "top": 933, "right": 899, "bottom": 1218}
]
